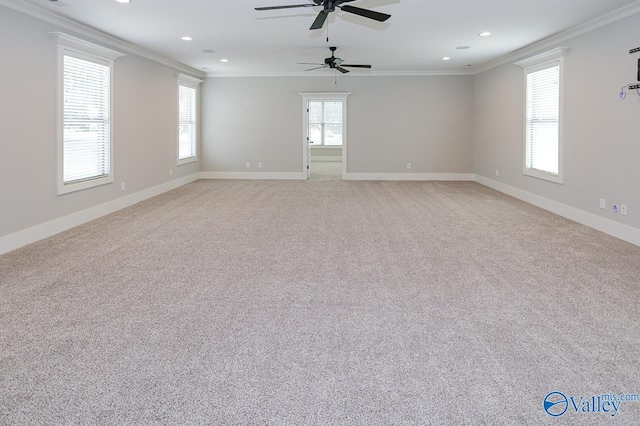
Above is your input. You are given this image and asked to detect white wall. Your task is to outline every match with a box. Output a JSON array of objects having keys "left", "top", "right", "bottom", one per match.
[
  {"left": 0, "top": 6, "right": 200, "bottom": 239},
  {"left": 473, "top": 13, "right": 640, "bottom": 231},
  {"left": 201, "top": 76, "right": 474, "bottom": 174}
]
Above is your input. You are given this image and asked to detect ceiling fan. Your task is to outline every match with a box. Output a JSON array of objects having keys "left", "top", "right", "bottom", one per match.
[
  {"left": 298, "top": 46, "right": 372, "bottom": 73},
  {"left": 255, "top": 0, "right": 391, "bottom": 30}
]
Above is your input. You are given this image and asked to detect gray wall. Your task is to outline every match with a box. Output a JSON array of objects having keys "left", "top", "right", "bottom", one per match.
[
  {"left": 311, "top": 147, "right": 342, "bottom": 159},
  {"left": 0, "top": 6, "right": 199, "bottom": 238},
  {"left": 201, "top": 76, "right": 474, "bottom": 174},
  {"left": 473, "top": 13, "right": 640, "bottom": 229}
]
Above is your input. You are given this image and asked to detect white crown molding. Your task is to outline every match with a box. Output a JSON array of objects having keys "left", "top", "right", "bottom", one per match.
[
  {"left": 205, "top": 70, "right": 475, "bottom": 78},
  {"left": 0, "top": 0, "right": 205, "bottom": 77},
  {"left": 474, "top": 1, "right": 640, "bottom": 74}
]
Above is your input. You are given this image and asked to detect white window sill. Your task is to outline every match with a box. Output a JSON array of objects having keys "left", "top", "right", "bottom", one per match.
[
  {"left": 58, "top": 175, "right": 113, "bottom": 195},
  {"left": 177, "top": 156, "right": 197, "bottom": 166},
  {"left": 524, "top": 168, "right": 562, "bottom": 184}
]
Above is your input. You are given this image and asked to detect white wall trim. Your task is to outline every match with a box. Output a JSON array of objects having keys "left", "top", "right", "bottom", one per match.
[
  {"left": 344, "top": 173, "right": 474, "bottom": 181},
  {"left": 0, "top": 0, "right": 205, "bottom": 77},
  {"left": 0, "top": 173, "right": 200, "bottom": 256},
  {"left": 206, "top": 70, "right": 475, "bottom": 78},
  {"left": 200, "top": 172, "right": 306, "bottom": 180},
  {"left": 473, "top": 174, "right": 640, "bottom": 247},
  {"left": 474, "top": 2, "right": 640, "bottom": 74}
]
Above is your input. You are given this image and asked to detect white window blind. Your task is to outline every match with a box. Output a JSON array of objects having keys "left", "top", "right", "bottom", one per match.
[
  {"left": 178, "top": 84, "right": 196, "bottom": 160},
  {"left": 63, "top": 54, "right": 111, "bottom": 184},
  {"left": 526, "top": 63, "right": 560, "bottom": 175}
]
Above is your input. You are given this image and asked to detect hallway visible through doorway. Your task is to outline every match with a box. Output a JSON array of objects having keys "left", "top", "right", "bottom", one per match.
[{"left": 309, "top": 161, "right": 342, "bottom": 180}]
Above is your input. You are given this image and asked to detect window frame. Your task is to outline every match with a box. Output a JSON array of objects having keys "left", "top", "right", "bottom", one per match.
[
  {"left": 308, "top": 100, "right": 344, "bottom": 147},
  {"left": 51, "top": 32, "right": 124, "bottom": 195},
  {"left": 176, "top": 74, "right": 202, "bottom": 166},
  {"left": 516, "top": 47, "right": 569, "bottom": 185}
]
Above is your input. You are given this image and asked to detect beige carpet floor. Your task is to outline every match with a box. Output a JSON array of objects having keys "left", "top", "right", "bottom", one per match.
[{"left": 1, "top": 180, "right": 639, "bottom": 425}]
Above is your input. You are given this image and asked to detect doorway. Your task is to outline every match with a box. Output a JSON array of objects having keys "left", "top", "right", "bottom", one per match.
[{"left": 299, "top": 92, "right": 350, "bottom": 180}]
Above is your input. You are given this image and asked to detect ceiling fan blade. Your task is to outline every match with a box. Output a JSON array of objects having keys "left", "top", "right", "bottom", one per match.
[
  {"left": 341, "top": 64, "right": 372, "bottom": 68},
  {"left": 306, "top": 65, "right": 330, "bottom": 71},
  {"left": 310, "top": 10, "right": 329, "bottom": 30},
  {"left": 335, "top": 66, "right": 350, "bottom": 74},
  {"left": 255, "top": 4, "right": 317, "bottom": 11},
  {"left": 339, "top": 5, "right": 391, "bottom": 22}
]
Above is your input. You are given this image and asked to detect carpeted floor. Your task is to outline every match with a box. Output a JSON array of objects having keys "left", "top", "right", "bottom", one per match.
[{"left": 1, "top": 180, "right": 639, "bottom": 425}]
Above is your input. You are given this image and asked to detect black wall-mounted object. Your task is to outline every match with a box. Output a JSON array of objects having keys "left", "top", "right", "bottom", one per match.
[{"left": 629, "top": 47, "right": 640, "bottom": 87}]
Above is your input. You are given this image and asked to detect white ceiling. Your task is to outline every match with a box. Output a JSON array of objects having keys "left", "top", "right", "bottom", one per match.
[{"left": 15, "top": 0, "right": 640, "bottom": 76}]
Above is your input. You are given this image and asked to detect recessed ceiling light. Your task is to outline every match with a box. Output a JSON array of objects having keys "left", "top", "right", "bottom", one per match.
[
  {"left": 479, "top": 31, "right": 492, "bottom": 37},
  {"left": 115, "top": 0, "right": 131, "bottom": 3},
  {"left": 201, "top": 49, "right": 216, "bottom": 54},
  {"left": 220, "top": 59, "right": 229, "bottom": 63},
  {"left": 442, "top": 57, "right": 451, "bottom": 61},
  {"left": 181, "top": 36, "right": 193, "bottom": 41},
  {"left": 456, "top": 46, "right": 471, "bottom": 50}
]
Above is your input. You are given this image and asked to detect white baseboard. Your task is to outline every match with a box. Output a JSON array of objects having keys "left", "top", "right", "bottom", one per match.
[
  {"left": 344, "top": 173, "right": 474, "bottom": 181},
  {"left": 473, "top": 174, "right": 640, "bottom": 247},
  {"left": 200, "top": 172, "right": 306, "bottom": 180},
  {"left": 0, "top": 173, "right": 200, "bottom": 256}
]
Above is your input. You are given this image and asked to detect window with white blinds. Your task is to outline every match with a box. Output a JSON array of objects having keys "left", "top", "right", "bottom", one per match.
[
  {"left": 63, "top": 54, "right": 111, "bottom": 184},
  {"left": 178, "top": 83, "right": 197, "bottom": 162},
  {"left": 53, "top": 33, "right": 124, "bottom": 195},
  {"left": 525, "top": 62, "right": 560, "bottom": 178}
]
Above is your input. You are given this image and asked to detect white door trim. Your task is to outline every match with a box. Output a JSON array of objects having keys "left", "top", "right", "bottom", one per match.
[{"left": 298, "top": 92, "right": 351, "bottom": 179}]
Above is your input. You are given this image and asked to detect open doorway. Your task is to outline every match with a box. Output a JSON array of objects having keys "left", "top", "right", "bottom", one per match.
[{"left": 299, "top": 92, "right": 350, "bottom": 180}]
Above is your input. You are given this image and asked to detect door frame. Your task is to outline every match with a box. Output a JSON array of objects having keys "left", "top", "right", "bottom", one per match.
[{"left": 298, "top": 92, "right": 351, "bottom": 179}]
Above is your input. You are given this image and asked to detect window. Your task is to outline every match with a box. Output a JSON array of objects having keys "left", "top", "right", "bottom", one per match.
[
  {"left": 177, "top": 74, "right": 202, "bottom": 165},
  {"left": 308, "top": 101, "right": 343, "bottom": 146},
  {"left": 52, "top": 32, "right": 124, "bottom": 195},
  {"left": 516, "top": 47, "right": 568, "bottom": 184}
]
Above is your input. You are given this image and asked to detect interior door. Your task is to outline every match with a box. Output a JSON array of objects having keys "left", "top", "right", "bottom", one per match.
[{"left": 306, "top": 101, "right": 311, "bottom": 179}]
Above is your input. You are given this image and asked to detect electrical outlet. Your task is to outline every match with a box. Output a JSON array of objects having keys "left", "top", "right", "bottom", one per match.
[
  {"left": 246, "top": 162, "right": 251, "bottom": 168},
  {"left": 621, "top": 204, "right": 628, "bottom": 216},
  {"left": 495, "top": 169, "right": 499, "bottom": 177},
  {"left": 169, "top": 169, "right": 173, "bottom": 177},
  {"left": 121, "top": 182, "right": 126, "bottom": 191},
  {"left": 612, "top": 204, "right": 620, "bottom": 214},
  {"left": 599, "top": 198, "right": 606, "bottom": 210},
  {"left": 406, "top": 163, "right": 412, "bottom": 170},
  {"left": 258, "top": 162, "right": 263, "bottom": 168}
]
